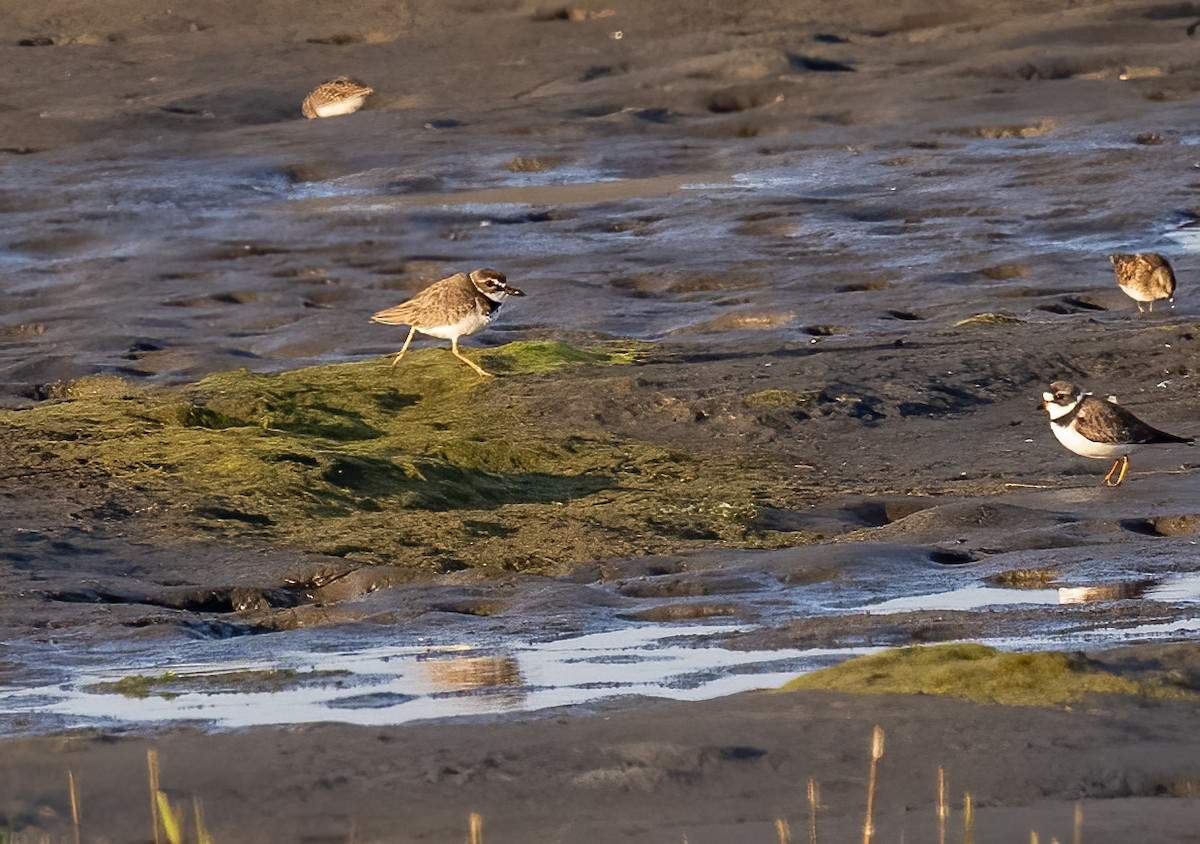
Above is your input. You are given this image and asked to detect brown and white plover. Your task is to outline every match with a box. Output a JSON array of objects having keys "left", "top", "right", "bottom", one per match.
[
  {"left": 301, "top": 76, "right": 375, "bottom": 119},
  {"left": 1110, "top": 253, "right": 1177, "bottom": 312},
  {"left": 1040, "top": 380, "right": 1192, "bottom": 486},
  {"left": 370, "top": 268, "right": 525, "bottom": 377}
]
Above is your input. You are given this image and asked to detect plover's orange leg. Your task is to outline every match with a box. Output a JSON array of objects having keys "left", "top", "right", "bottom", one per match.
[
  {"left": 1103, "top": 458, "right": 1119, "bottom": 485},
  {"left": 450, "top": 336, "right": 491, "bottom": 377},
  {"left": 389, "top": 327, "right": 417, "bottom": 368},
  {"left": 1104, "top": 455, "right": 1130, "bottom": 486}
]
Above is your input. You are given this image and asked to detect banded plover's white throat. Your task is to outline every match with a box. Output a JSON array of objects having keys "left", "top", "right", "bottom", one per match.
[{"left": 1040, "top": 380, "right": 1192, "bottom": 486}]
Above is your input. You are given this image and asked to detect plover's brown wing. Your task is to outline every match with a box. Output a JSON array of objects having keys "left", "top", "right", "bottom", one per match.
[
  {"left": 1149, "top": 261, "right": 1177, "bottom": 298},
  {"left": 370, "top": 273, "right": 477, "bottom": 327},
  {"left": 1075, "top": 398, "right": 1191, "bottom": 446}
]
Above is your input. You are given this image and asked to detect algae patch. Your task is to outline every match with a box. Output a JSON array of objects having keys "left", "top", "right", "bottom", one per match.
[
  {"left": 782, "top": 643, "right": 1143, "bottom": 706},
  {"left": 953, "top": 313, "right": 1024, "bottom": 327},
  {"left": 745, "top": 389, "right": 820, "bottom": 409},
  {"left": 90, "top": 669, "right": 349, "bottom": 699},
  {"left": 481, "top": 340, "right": 639, "bottom": 374},
  {"left": 4, "top": 341, "right": 799, "bottom": 573}
]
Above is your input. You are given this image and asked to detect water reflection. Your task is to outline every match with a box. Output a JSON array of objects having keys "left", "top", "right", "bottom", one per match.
[
  {"left": 6, "top": 569, "right": 1200, "bottom": 734},
  {"left": 1058, "top": 580, "right": 1157, "bottom": 605},
  {"left": 423, "top": 655, "right": 525, "bottom": 709},
  {"left": 866, "top": 573, "right": 1200, "bottom": 614},
  {"left": 0, "top": 625, "right": 839, "bottom": 733}
]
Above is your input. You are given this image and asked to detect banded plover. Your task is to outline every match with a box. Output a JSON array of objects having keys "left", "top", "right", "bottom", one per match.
[
  {"left": 1040, "top": 380, "right": 1192, "bottom": 486},
  {"left": 371, "top": 268, "right": 525, "bottom": 377}
]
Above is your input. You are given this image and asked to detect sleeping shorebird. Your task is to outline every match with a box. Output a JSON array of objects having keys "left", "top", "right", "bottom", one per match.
[
  {"left": 1110, "top": 253, "right": 1177, "bottom": 312},
  {"left": 301, "top": 76, "right": 375, "bottom": 119},
  {"left": 370, "top": 268, "right": 525, "bottom": 377},
  {"left": 1040, "top": 380, "right": 1193, "bottom": 486}
]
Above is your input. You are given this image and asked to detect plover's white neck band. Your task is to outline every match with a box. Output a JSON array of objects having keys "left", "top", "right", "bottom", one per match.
[{"left": 1046, "top": 394, "right": 1084, "bottom": 422}]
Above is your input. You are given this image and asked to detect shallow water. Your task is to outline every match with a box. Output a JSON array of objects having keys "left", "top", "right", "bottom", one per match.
[
  {"left": 0, "top": 625, "right": 859, "bottom": 733},
  {"left": 4, "top": 561, "right": 1200, "bottom": 734},
  {"left": 4, "top": 121, "right": 1199, "bottom": 396}
]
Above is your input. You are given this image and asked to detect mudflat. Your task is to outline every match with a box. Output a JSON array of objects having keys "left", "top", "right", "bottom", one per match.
[{"left": 3, "top": 0, "right": 1200, "bottom": 841}]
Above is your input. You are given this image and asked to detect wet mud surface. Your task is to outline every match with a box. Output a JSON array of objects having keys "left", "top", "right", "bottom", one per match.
[{"left": 5, "top": 0, "right": 1200, "bottom": 840}]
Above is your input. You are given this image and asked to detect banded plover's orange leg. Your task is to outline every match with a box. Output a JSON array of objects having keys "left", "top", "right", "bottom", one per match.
[
  {"left": 451, "top": 336, "right": 491, "bottom": 377},
  {"left": 1104, "top": 455, "right": 1130, "bottom": 486}
]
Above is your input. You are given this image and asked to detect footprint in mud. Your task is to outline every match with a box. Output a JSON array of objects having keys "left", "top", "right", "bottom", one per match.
[
  {"left": 123, "top": 339, "right": 167, "bottom": 359},
  {"left": 706, "top": 84, "right": 783, "bottom": 114},
  {"left": 803, "top": 324, "right": 853, "bottom": 336},
  {"left": 978, "top": 263, "right": 1031, "bottom": 281},
  {"left": 304, "top": 33, "right": 362, "bottom": 45},
  {"left": 1120, "top": 515, "right": 1200, "bottom": 537},
  {"left": 302, "top": 288, "right": 356, "bottom": 309},
  {"left": 164, "top": 291, "right": 258, "bottom": 307},
  {"left": 1037, "top": 296, "right": 1108, "bottom": 314},
  {"left": 927, "top": 548, "right": 979, "bottom": 565},
  {"left": 836, "top": 280, "right": 892, "bottom": 293},
  {"left": 788, "top": 54, "right": 855, "bottom": 73}
]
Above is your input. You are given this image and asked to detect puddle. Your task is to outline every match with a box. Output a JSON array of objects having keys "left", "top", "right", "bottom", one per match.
[
  {"left": 1146, "top": 572, "right": 1200, "bottom": 603},
  {"left": 0, "top": 625, "right": 862, "bottom": 734},
  {"left": 287, "top": 173, "right": 730, "bottom": 213},
  {"left": 1163, "top": 226, "right": 1200, "bottom": 253},
  {"left": 865, "top": 585, "right": 1062, "bottom": 613},
  {"left": 501, "top": 165, "right": 620, "bottom": 188},
  {"left": 4, "top": 562, "right": 1200, "bottom": 736},
  {"left": 7, "top": 569, "right": 1200, "bottom": 734},
  {"left": 863, "top": 572, "right": 1200, "bottom": 614}
]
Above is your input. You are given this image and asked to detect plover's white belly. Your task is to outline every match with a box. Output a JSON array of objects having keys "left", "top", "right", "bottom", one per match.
[
  {"left": 1118, "top": 282, "right": 1160, "bottom": 303},
  {"left": 1052, "top": 423, "right": 1132, "bottom": 459},
  {"left": 313, "top": 96, "right": 368, "bottom": 118},
  {"left": 419, "top": 312, "right": 492, "bottom": 340}
]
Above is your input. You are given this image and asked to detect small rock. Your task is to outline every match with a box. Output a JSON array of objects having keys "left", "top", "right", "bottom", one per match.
[{"left": 1146, "top": 515, "right": 1200, "bottom": 537}]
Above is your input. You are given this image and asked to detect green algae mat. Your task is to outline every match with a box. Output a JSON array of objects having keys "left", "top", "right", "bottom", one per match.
[
  {"left": 781, "top": 643, "right": 1191, "bottom": 707},
  {"left": 3, "top": 342, "right": 803, "bottom": 573}
]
